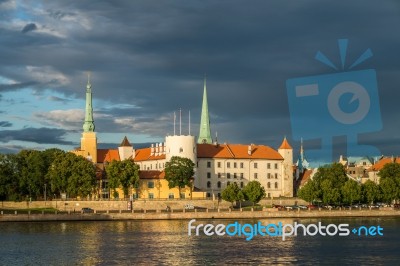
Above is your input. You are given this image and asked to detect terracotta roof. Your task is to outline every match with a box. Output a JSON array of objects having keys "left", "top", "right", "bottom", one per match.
[
  {"left": 369, "top": 157, "right": 400, "bottom": 171},
  {"left": 97, "top": 149, "right": 120, "bottom": 163},
  {"left": 134, "top": 147, "right": 166, "bottom": 162},
  {"left": 279, "top": 137, "right": 292, "bottom": 150},
  {"left": 139, "top": 170, "right": 165, "bottom": 179},
  {"left": 120, "top": 136, "right": 132, "bottom": 147},
  {"left": 300, "top": 169, "right": 313, "bottom": 186},
  {"left": 197, "top": 143, "right": 283, "bottom": 160}
]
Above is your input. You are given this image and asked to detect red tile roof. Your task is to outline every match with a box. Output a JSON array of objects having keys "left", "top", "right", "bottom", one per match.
[
  {"left": 369, "top": 157, "right": 400, "bottom": 171},
  {"left": 197, "top": 143, "right": 283, "bottom": 160},
  {"left": 279, "top": 137, "right": 292, "bottom": 150},
  {"left": 134, "top": 147, "right": 166, "bottom": 162},
  {"left": 300, "top": 169, "right": 313, "bottom": 186},
  {"left": 97, "top": 149, "right": 120, "bottom": 163}
]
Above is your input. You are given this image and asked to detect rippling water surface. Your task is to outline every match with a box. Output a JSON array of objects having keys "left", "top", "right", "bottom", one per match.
[{"left": 0, "top": 217, "right": 399, "bottom": 265}]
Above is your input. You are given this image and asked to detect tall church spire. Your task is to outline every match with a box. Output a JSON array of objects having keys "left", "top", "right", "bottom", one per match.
[
  {"left": 83, "top": 72, "right": 95, "bottom": 132},
  {"left": 198, "top": 76, "right": 212, "bottom": 144}
]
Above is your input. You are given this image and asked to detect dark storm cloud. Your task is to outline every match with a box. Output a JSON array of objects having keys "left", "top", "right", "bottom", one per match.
[
  {"left": 0, "top": 81, "right": 37, "bottom": 92},
  {"left": 0, "top": 121, "right": 12, "bottom": 127},
  {"left": 21, "top": 23, "right": 37, "bottom": 33},
  {"left": 1, "top": 0, "right": 400, "bottom": 161},
  {"left": 0, "top": 127, "right": 74, "bottom": 145}
]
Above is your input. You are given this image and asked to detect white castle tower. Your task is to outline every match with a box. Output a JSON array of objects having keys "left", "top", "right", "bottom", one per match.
[
  {"left": 165, "top": 135, "right": 197, "bottom": 165},
  {"left": 278, "top": 137, "right": 294, "bottom": 197}
]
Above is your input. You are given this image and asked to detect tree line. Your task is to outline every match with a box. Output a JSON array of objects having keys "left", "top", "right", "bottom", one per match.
[
  {"left": 0, "top": 149, "right": 96, "bottom": 201},
  {"left": 298, "top": 162, "right": 400, "bottom": 205},
  {"left": 0, "top": 150, "right": 194, "bottom": 201},
  {"left": 221, "top": 180, "right": 266, "bottom": 207}
]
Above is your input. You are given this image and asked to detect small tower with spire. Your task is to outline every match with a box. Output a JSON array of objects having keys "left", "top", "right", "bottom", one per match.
[
  {"left": 278, "top": 136, "right": 294, "bottom": 197},
  {"left": 118, "top": 136, "right": 135, "bottom": 160},
  {"left": 80, "top": 72, "right": 97, "bottom": 163},
  {"left": 197, "top": 76, "right": 212, "bottom": 144}
]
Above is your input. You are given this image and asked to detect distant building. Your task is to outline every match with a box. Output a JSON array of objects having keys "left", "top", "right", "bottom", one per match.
[
  {"left": 368, "top": 156, "right": 400, "bottom": 184},
  {"left": 339, "top": 155, "right": 375, "bottom": 183}
]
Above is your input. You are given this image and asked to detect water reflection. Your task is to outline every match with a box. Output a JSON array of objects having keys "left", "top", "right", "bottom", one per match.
[{"left": 0, "top": 217, "right": 399, "bottom": 265}]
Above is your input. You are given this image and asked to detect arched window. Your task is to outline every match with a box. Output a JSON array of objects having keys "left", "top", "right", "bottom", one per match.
[
  {"left": 217, "top": 181, "right": 221, "bottom": 188},
  {"left": 207, "top": 181, "right": 211, "bottom": 188},
  {"left": 267, "top": 182, "right": 271, "bottom": 189}
]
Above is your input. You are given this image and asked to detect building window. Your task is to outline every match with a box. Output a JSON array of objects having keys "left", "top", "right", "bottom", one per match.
[
  {"left": 207, "top": 172, "right": 211, "bottom": 179},
  {"left": 275, "top": 163, "right": 278, "bottom": 169},
  {"left": 150, "top": 164, "right": 152, "bottom": 170},
  {"left": 234, "top": 162, "right": 237, "bottom": 168},
  {"left": 179, "top": 148, "right": 183, "bottom": 153},
  {"left": 207, "top": 192, "right": 211, "bottom": 198},
  {"left": 267, "top": 173, "right": 271, "bottom": 179},
  {"left": 227, "top": 173, "right": 231, "bottom": 179},
  {"left": 240, "top": 182, "right": 244, "bottom": 188},
  {"left": 218, "top": 173, "right": 221, "bottom": 178},
  {"left": 217, "top": 162, "right": 221, "bottom": 168},
  {"left": 207, "top": 181, "right": 211, "bottom": 188},
  {"left": 234, "top": 173, "right": 237, "bottom": 179},
  {"left": 227, "top": 162, "right": 231, "bottom": 168},
  {"left": 180, "top": 193, "right": 185, "bottom": 199},
  {"left": 217, "top": 181, "right": 221, "bottom": 188},
  {"left": 275, "top": 182, "right": 278, "bottom": 189},
  {"left": 168, "top": 193, "right": 174, "bottom": 199},
  {"left": 254, "top": 173, "right": 258, "bottom": 179},
  {"left": 149, "top": 193, "right": 154, "bottom": 199},
  {"left": 207, "top": 161, "right": 211, "bottom": 168},
  {"left": 148, "top": 181, "right": 154, "bottom": 188},
  {"left": 254, "top": 162, "right": 258, "bottom": 169},
  {"left": 275, "top": 173, "right": 278, "bottom": 179},
  {"left": 267, "top": 193, "right": 271, "bottom": 198},
  {"left": 267, "top": 163, "right": 271, "bottom": 169},
  {"left": 227, "top": 181, "right": 231, "bottom": 186},
  {"left": 267, "top": 182, "right": 271, "bottom": 189},
  {"left": 240, "top": 162, "right": 244, "bottom": 168},
  {"left": 240, "top": 173, "right": 244, "bottom": 179}
]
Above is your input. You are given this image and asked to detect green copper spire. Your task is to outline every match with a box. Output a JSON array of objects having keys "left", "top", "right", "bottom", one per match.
[
  {"left": 83, "top": 73, "right": 95, "bottom": 132},
  {"left": 198, "top": 76, "right": 212, "bottom": 144}
]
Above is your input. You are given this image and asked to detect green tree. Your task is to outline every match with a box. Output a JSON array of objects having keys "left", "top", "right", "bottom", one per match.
[
  {"left": 165, "top": 156, "right": 195, "bottom": 199},
  {"left": 242, "top": 180, "right": 266, "bottom": 206},
  {"left": 0, "top": 154, "right": 19, "bottom": 201},
  {"left": 342, "top": 179, "right": 361, "bottom": 205},
  {"left": 320, "top": 179, "right": 341, "bottom": 205},
  {"left": 362, "top": 180, "right": 381, "bottom": 204},
  {"left": 378, "top": 162, "right": 400, "bottom": 203},
  {"left": 47, "top": 152, "right": 96, "bottom": 198},
  {"left": 221, "top": 182, "right": 241, "bottom": 207},
  {"left": 17, "top": 150, "right": 46, "bottom": 200},
  {"left": 297, "top": 180, "right": 318, "bottom": 204},
  {"left": 379, "top": 178, "right": 397, "bottom": 204},
  {"left": 67, "top": 156, "right": 96, "bottom": 198},
  {"left": 105, "top": 159, "right": 139, "bottom": 199}
]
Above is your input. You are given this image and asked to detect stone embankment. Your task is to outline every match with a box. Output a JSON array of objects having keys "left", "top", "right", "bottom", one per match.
[{"left": 1, "top": 207, "right": 399, "bottom": 222}]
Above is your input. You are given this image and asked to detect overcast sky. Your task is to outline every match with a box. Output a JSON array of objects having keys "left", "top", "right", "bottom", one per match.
[{"left": 0, "top": 0, "right": 399, "bottom": 166}]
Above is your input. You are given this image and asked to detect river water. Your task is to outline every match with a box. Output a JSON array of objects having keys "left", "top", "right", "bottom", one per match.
[{"left": 0, "top": 217, "right": 398, "bottom": 265}]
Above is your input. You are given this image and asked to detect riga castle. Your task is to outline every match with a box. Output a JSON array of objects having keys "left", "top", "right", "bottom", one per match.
[{"left": 73, "top": 77, "right": 294, "bottom": 200}]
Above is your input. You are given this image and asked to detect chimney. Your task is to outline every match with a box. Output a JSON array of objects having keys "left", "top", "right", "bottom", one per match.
[
  {"left": 248, "top": 145, "right": 252, "bottom": 156},
  {"left": 151, "top": 144, "right": 154, "bottom": 156}
]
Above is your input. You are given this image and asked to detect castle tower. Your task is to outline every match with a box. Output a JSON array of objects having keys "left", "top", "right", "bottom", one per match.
[
  {"left": 278, "top": 137, "right": 293, "bottom": 197},
  {"left": 80, "top": 73, "right": 97, "bottom": 163},
  {"left": 197, "top": 77, "right": 212, "bottom": 144},
  {"left": 118, "top": 136, "right": 135, "bottom": 161}
]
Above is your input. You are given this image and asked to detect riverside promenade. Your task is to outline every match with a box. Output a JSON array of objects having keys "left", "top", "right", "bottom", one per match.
[{"left": 1, "top": 207, "right": 399, "bottom": 222}]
